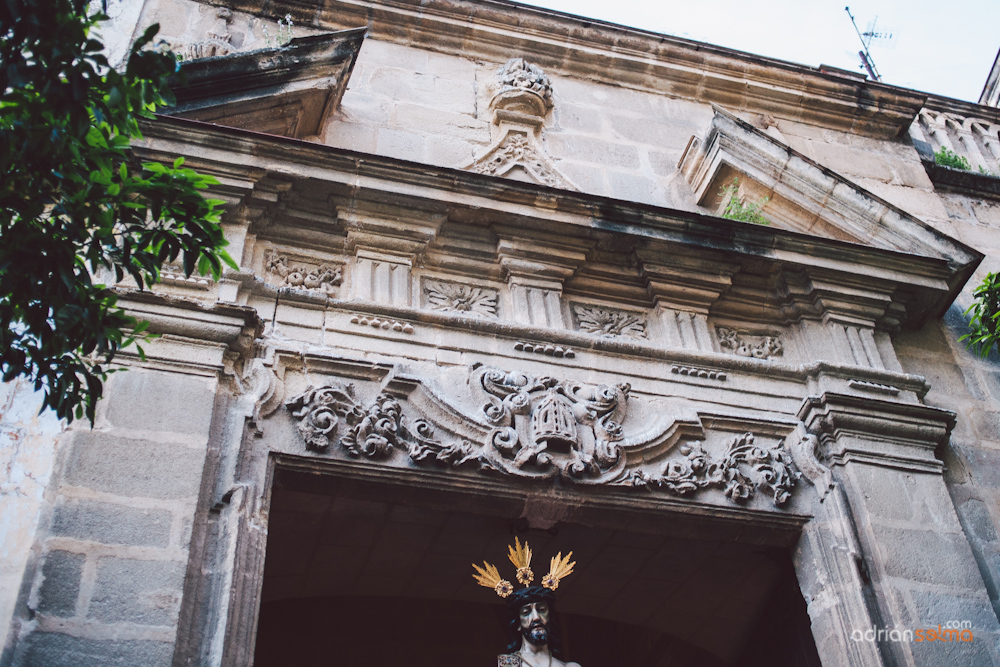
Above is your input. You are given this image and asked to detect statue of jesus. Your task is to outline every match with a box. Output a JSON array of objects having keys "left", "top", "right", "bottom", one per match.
[{"left": 498, "top": 587, "right": 581, "bottom": 667}]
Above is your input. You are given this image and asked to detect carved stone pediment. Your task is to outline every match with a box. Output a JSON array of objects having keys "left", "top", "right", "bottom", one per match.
[{"left": 283, "top": 366, "right": 800, "bottom": 507}]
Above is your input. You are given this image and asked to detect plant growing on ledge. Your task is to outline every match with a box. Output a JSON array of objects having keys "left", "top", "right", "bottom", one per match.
[
  {"left": 934, "top": 147, "right": 971, "bottom": 170},
  {"left": 961, "top": 272, "right": 1000, "bottom": 357},
  {"left": 718, "top": 178, "right": 770, "bottom": 225}
]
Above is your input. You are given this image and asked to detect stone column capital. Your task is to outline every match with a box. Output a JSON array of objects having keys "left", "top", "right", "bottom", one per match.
[{"left": 797, "top": 392, "right": 955, "bottom": 473}]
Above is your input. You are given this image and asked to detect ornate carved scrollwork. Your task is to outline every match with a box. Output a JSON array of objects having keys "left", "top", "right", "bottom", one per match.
[
  {"left": 620, "top": 433, "right": 799, "bottom": 506},
  {"left": 284, "top": 368, "right": 799, "bottom": 507},
  {"left": 285, "top": 383, "right": 477, "bottom": 463},
  {"left": 717, "top": 327, "right": 783, "bottom": 360}
]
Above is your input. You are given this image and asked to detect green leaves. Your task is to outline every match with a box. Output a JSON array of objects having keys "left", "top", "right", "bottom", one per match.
[
  {"left": 961, "top": 272, "right": 1000, "bottom": 358},
  {"left": 934, "top": 147, "right": 971, "bottom": 171},
  {"left": 1, "top": 0, "right": 234, "bottom": 424},
  {"left": 718, "top": 178, "right": 770, "bottom": 226}
]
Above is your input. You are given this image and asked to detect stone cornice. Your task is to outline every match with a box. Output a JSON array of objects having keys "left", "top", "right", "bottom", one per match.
[
  {"left": 116, "top": 290, "right": 263, "bottom": 370},
  {"left": 211, "top": 0, "right": 926, "bottom": 139},
  {"left": 923, "top": 94, "right": 1000, "bottom": 126},
  {"left": 137, "top": 116, "right": 970, "bottom": 329},
  {"left": 169, "top": 29, "right": 365, "bottom": 139}
]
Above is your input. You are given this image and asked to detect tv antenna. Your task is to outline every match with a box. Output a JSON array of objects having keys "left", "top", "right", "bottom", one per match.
[{"left": 845, "top": 7, "right": 894, "bottom": 81}]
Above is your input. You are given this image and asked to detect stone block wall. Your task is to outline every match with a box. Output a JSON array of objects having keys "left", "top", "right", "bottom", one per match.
[
  {"left": 5, "top": 369, "right": 221, "bottom": 667},
  {"left": 0, "top": 381, "right": 64, "bottom": 654}
]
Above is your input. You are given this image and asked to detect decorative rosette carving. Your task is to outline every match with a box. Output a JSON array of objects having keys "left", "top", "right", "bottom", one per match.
[
  {"left": 424, "top": 280, "right": 498, "bottom": 317},
  {"left": 572, "top": 305, "right": 647, "bottom": 340}
]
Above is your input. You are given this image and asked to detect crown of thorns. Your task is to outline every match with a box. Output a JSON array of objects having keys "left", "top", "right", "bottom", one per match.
[{"left": 472, "top": 537, "right": 576, "bottom": 598}]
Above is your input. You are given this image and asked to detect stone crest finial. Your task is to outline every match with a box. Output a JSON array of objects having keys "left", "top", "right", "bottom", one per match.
[
  {"left": 497, "top": 58, "right": 553, "bottom": 108},
  {"left": 461, "top": 57, "right": 575, "bottom": 189}
]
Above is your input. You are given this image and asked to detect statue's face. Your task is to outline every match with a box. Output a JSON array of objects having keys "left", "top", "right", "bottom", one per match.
[{"left": 518, "top": 601, "right": 550, "bottom": 647}]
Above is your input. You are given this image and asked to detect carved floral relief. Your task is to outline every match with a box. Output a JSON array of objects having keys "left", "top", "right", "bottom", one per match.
[
  {"left": 572, "top": 305, "right": 647, "bottom": 340},
  {"left": 619, "top": 433, "right": 798, "bottom": 505},
  {"left": 284, "top": 367, "right": 799, "bottom": 507},
  {"left": 717, "top": 327, "right": 783, "bottom": 360},
  {"left": 265, "top": 250, "right": 342, "bottom": 294},
  {"left": 424, "top": 280, "right": 499, "bottom": 318}
]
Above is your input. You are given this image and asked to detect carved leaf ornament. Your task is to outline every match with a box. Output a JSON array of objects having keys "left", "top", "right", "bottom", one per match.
[
  {"left": 285, "top": 368, "right": 799, "bottom": 507},
  {"left": 424, "top": 280, "right": 499, "bottom": 317},
  {"left": 573, "top": 305, "right": 647, "bottom": 339}
]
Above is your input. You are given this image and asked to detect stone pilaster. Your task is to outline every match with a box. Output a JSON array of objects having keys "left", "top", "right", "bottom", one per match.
[
  {"left": 4, "top": 295, "right": 261, "bottom": 667},
  {"left": 798, "top": 393, "right": 1000, "bottom": 666}
]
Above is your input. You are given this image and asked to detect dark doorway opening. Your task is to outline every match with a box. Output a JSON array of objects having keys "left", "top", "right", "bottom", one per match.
[{"left": 253, "top": 465, "right": 820, "bottom": 666}]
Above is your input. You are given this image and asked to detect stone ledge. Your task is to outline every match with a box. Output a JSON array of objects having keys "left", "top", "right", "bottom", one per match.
[{"left": 921, "top": 159, "right": 1000, "bottom": 201}]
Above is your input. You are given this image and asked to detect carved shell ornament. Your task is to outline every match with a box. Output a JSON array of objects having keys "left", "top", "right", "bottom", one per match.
[{"left": 284, "top": 367, "right": 800, "bottom": 507}]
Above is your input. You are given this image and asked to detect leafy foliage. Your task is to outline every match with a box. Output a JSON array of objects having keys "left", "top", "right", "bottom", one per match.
[
  {"left": 718, "top": 178, "right": 770, "bottom": 225},
  {"left": 934, "top": 146, "right": 971, "bottom": 170},
  {"left": 961, "top": 272, "right": 1000, "bottom": 358},
  {"left": 0, "top": 0, "right": 236, "bottom": 423}
]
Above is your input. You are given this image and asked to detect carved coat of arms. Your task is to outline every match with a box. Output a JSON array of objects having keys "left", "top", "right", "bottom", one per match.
[{"left": 479, "top": 369, "right": 629, "bottom": 482}]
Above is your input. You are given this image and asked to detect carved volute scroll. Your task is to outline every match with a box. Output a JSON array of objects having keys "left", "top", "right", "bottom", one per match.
[
  {"left": 283, "top": 367, "right": 800, "bottom": 507},
  {"left": 462, "top": 58, "right": 577, "bottom": 190}
]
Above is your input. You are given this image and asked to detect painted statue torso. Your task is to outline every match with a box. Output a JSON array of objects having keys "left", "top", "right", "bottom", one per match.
[{"left": 498, "top": 654, "right": 582, "bottom": 666}]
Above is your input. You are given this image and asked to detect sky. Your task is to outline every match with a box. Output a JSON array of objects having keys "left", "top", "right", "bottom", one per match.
[{"left": 513, "top": 0, "right": 999, "bottom": 103}]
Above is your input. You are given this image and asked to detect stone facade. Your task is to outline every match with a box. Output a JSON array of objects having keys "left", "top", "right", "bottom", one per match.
[{"left": 4, "top": 0, "right": 1000, "bottom": 665}]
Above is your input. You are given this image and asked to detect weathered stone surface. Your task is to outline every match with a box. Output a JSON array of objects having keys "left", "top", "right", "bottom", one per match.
[
  {"left": 88, "top": 557, "right": 185, "bottom": 626},
  {"left": 36, "top": 551, "right": 84, "bottom": 618},
  {"left": 104, "top": 371, "right": 215, "bottom": 436},
  {"left": 16, "top": 633, "right": 174, "bottom": 667},
  {"left": 51, "top": 500, "right": 172, "bottom": 548},
  {"left": 64, "top": 433, "right": 205, "bottom": 500}
]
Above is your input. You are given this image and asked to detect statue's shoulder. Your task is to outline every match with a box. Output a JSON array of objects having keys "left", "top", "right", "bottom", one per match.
[{"left": 497, "top": 654, "right": 521, "bottom": 667}]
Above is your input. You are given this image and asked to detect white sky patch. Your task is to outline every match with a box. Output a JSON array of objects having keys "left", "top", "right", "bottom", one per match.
[{"left": 514, "top": 0, "right": 1000, "bottom": 103}]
